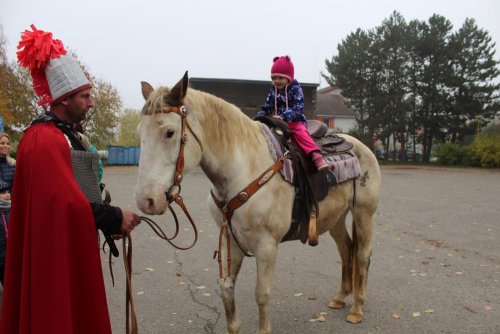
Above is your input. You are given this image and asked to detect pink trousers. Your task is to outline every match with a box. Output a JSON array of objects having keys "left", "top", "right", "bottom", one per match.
[{"left": 288, "top": 122, "right": 320, "bottom": 156}]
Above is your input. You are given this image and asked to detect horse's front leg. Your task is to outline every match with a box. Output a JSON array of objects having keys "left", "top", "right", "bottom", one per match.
[
  {"left": 254, "top": 237, "right": 278, "bottom": 334},
  {"left": 220, "top": 238, "right": 244, "bottom": 334}
]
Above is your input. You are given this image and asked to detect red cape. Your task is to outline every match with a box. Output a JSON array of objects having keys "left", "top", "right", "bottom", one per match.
[{"left": 0, "top": 122, "right": 112, "bottom": 333}]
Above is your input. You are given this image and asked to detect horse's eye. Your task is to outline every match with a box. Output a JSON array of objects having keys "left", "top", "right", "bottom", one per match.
[{"left": 165, "top": 130, "right": 175, "bottom": 139}]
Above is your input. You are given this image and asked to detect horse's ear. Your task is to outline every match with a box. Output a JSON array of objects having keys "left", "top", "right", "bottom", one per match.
[
  {"left": 141, "top": 81, "right": 154, "bottom": 100},
  {"left": 168, "top": 71, "right": 189, "bottom": 106}
]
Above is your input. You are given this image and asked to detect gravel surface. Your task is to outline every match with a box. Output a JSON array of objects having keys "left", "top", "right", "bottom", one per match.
[{"left": 2, "top": 165, "right": 499, "bottom": 333}]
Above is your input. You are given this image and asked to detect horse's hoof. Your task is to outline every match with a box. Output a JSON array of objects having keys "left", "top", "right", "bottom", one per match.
[
  {"left": 328, "top": 299, "right": 345, "bottom": 309},
  {"left": 346, "top": 312, "right": 363, "bottom": 323}
]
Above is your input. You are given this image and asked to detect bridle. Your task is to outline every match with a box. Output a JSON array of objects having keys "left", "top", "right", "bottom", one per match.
[
  {"left": 162, "top": 105, "right": 203, "bottom": 202},
  {"left": 152, "top": 104, "right": 203, "bottom": 251},
  {"left": 120, "top": 104, "right": 204, "bottom": 334}
]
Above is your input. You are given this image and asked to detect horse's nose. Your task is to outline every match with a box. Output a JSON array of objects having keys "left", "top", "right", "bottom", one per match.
[
  {"left": 146, "top": 198, "right": 156, "bottom": 212},
  {"left": 135, "top": 196, "right": 154, "bottom": 214},
  {"left": 136, "top": 194, "right": 167, "bottom": 215}
]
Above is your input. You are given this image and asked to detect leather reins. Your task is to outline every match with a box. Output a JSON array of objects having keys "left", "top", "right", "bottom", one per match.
[
  {"left": 116, "top": 104, "right": 203, "bottom": 334},
  {"left": 117, "top": 103, "right": 284, "bottom": 332}
]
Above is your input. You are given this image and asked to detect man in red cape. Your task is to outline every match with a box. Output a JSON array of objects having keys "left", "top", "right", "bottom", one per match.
[{"left": 0, "top": 25, "right": 141, "bottom": 333}]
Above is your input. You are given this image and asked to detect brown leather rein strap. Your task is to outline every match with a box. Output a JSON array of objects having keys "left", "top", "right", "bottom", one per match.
[
  {"left": 111, "top": 104, "right": 203, "bottom": 334},
  {"left": 109, "top": 208, "right": 199, "bottom": 334},
  {"left": 123, "top": 235, "right": 137, "bottom": 334},
  {"left": 211, "top": 157, "right": 284, "bottom": 282}
]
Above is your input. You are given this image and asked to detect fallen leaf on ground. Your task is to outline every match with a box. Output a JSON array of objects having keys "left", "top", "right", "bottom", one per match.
[
  {"left": 463, "top": 306, "right": 475, "bottom": 313},
  {"left": 196, "top": 285, "right": 206, "bottom": 289},
  {"left": 412, "top": 312, "right": 421, "bottom": 317},
  {"left": 484, "top": 306, "right": 492, "bottom": 311},
  {"left": 392, "top": 313, "right": 401, "bottom": 319},
  {"left": 424, "top": 309, "right": 434, "bottom": 313},
  {"left": 294, "top": 293, "right": 304, "bottom": 297},
  {"left": 145, "top": 268, "right": 154, "bottom": 272}
]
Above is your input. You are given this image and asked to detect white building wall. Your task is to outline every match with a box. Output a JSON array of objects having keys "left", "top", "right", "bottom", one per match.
[{"left": 334, "top": 117, "right": 356, "bottom": 133}]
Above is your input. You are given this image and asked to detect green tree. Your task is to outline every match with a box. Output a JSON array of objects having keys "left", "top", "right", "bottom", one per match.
[
  {"left": 71, "top": 51, "right": 122, "bottom": 149},
  {"left": 415, "top": 14, "right": 454, "bottom": 161},
  {"left": 115, "top": 109, "right": 140, "bottom": 146},
  {"left": 83, "top": 78, "right": 121, "bottom": 149},
  {"left": 448, "top": 18, "right": 500, "bottom": 143},
  {"left": 0, "top": 24, "right": 40, "bottom": 144},
  {"left": 323, "top": 12, "right": 499, "bottom": 163},
  {"left": 323, "top": 28, "right": 376, "bottom": 146},
  {"left": 405, "top": 19, "right": 427, "bottom": 161},
  {"left": 375, "top": 11, "right": 411, "bottom": 160}
]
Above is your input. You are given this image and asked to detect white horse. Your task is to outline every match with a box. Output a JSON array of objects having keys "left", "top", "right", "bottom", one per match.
[{"left": 135, "top": 73, "right": 381, "bottom": 334}]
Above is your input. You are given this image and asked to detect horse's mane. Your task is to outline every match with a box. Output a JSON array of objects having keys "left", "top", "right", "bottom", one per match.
[
  {"left": 143, "top": 86, "right": 264, "bottom": 154},
  {"left": 141, "top": 86, "right": 171, "bottom": 116}
]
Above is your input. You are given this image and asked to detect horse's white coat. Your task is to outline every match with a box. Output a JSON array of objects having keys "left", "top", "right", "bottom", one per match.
[{"left": 135, "top": 75, "right": 381, "bottom": 334}]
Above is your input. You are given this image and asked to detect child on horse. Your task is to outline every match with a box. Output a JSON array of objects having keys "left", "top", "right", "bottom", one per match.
[{"left": 257, "top": 55, "right": 328, "bottom": 171}]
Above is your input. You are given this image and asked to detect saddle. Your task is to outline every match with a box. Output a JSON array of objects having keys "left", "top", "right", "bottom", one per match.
[{"left": 254, "top": 116, "right": 354, "bottom": 246}]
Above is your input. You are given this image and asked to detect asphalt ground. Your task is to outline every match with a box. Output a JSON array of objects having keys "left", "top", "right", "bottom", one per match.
[{"left": 1, "top": 165, "right": 499, "bottom": 333}]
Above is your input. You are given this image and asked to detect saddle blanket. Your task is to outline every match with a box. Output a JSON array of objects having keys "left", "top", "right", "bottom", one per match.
[{"left": 261, "top": 124, "right": 361, "bottom": 184}]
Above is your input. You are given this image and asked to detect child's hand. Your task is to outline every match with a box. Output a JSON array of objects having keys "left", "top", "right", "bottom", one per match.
[{"left": 272, "top": 115, "right": 282, "bottom": 119}]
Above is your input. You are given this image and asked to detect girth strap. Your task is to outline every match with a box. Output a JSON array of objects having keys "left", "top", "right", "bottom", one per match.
[{"left": 211, "top": 157, "right": 284, "bottom": 281}]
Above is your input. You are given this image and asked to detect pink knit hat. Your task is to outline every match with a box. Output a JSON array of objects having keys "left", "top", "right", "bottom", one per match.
[{"left": 270, "top": 55, "right": 294, "bottom": 82}]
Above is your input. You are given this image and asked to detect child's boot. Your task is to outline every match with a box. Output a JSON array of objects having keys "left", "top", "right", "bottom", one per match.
[{"left": 311, "top": 152, "right": 328, "bottom": 171}]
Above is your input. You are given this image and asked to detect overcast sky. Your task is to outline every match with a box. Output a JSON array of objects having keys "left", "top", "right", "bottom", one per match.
[{"left": 1, "top": 0, "right": 499, "bottom": 110}]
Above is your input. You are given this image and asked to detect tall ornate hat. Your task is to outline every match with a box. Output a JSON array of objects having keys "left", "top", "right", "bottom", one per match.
[{"left": 17, "top": 24, "right": 91, "bottom": 106}]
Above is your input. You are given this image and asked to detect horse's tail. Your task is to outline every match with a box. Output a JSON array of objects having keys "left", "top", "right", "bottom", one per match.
[{"left": 351, "top": 220, "right": 359, "bottom": 295}]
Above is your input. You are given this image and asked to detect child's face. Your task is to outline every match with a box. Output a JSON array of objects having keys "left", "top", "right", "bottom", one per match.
[
  {"left": 0, "top": 190, "right": 10, "bottom": 200},
  {"left": 271, "top": 76, "right": 290, "bottom": 90}
]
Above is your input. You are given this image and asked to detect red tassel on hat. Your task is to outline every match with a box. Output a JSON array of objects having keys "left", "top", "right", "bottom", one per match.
[{"left": 17, "top": 24, "right": 67, "bottom": 105}]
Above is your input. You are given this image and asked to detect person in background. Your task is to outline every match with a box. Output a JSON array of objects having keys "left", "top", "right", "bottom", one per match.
[
  {"left": 0, "top": 25, "right": 141, "bottom": 333},
  {"left": 257, "top": 55, "right": 328, "bottom": 171},
  {"left": 0, "top": 180, "right": 10, "bottom": 287},
  {"left": 0, "top": 133, "right": 15, "bottom": 191}
]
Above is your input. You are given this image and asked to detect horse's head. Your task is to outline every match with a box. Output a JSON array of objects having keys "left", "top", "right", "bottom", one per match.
[{"left": 135, "top": 72, "right": 203, "bottom": 215}]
